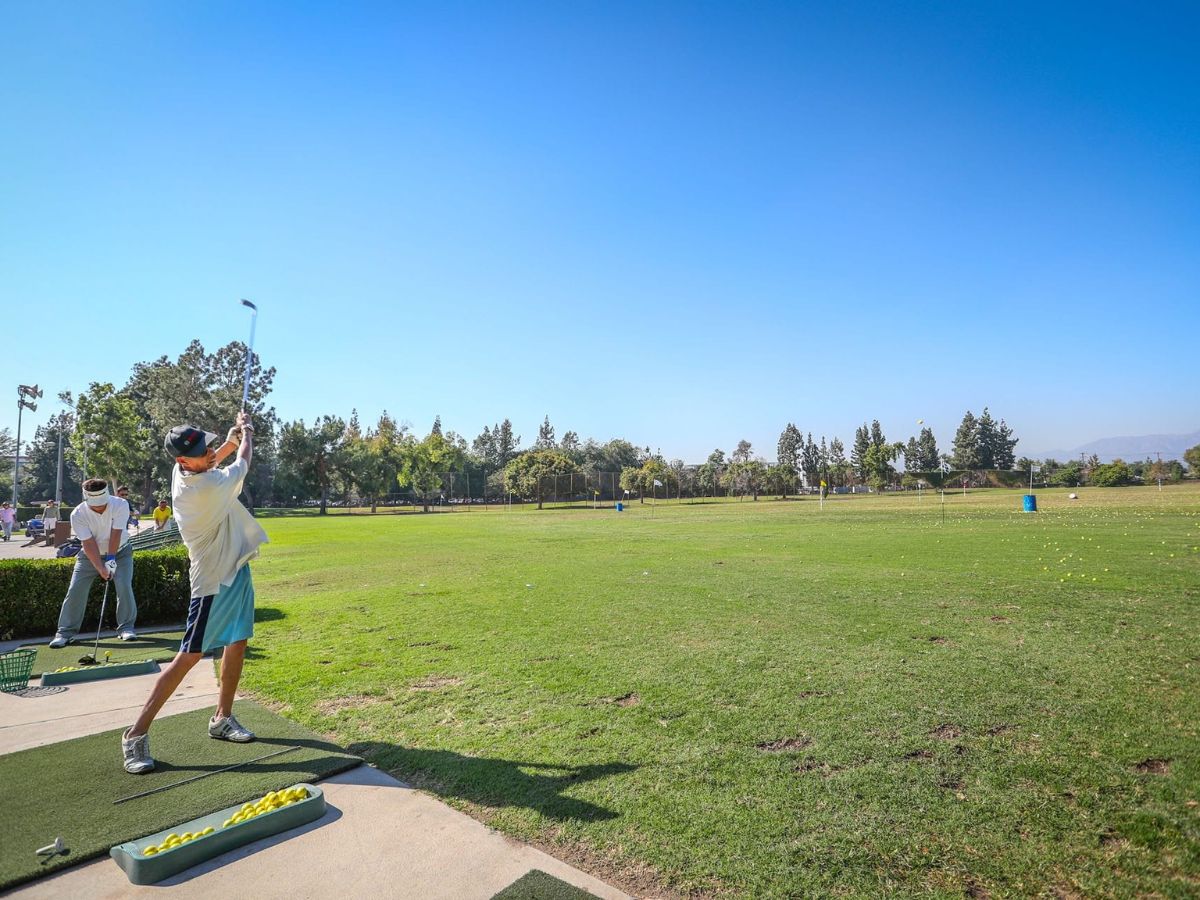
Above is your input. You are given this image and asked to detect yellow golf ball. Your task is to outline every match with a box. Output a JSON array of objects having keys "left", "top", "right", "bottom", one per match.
[
  {"left": 143, "top": 846, "right": 159, "bottom": 856},
  {"left": 222, "top": 818, "right": 235, "bottom": 828},
  {"left": 201, "top": 826, "right": 215, "bottom": 836}
]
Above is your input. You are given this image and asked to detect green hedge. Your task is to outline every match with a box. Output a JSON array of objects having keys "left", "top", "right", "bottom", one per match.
[{"left": 0, "top": 547, "right": 191, "bottom": 641}]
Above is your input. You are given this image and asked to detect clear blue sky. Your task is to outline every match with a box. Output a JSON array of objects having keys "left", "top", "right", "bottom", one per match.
[{"left": 2, "top": 2, "right": 1196, "bottom": 461}]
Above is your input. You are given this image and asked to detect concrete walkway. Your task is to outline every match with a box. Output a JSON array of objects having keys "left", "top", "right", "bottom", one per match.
[{"left": 0, "top": 643, "right": 630, "bottom": 899}]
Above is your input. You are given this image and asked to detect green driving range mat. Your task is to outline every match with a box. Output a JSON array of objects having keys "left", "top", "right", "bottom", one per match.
[
  {"left": 491, "top": 870, "right": 599, "bottom": 900},
  {"left": 21, "top": 630, "right": 185, "bottom": 677},
  {"left": 0, "top": 701, "right": 361, "bottom": 891}
]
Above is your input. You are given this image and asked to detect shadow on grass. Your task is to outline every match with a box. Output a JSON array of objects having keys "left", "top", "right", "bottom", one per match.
[
  {"left": 346, "top": 741, "right": 636, "bottom": 823},
  {"left": 254, "top": 606, "right": 286, "bottom": 623}
]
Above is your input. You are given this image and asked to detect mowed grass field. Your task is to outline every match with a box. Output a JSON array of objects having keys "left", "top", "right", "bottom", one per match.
[{"left": 241, "top": 486, "right": 1199, "bottom": 898}]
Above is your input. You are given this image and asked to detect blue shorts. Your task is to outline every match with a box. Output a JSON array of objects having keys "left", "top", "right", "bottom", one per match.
[{"left": 180, "top": 565, "right": 255, "bottom": 654}]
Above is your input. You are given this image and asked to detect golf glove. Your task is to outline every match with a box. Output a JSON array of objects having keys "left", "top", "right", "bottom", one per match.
[{"left": 104, "top": 555, "right": 117, "bottom": 576}]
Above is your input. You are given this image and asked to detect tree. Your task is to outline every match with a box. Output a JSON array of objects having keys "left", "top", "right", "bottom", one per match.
[
  {"left": 726, "top": 459, "right": 767, "bottom": 500},
  {"left": 732, "top": 440, "right": 753, "bottom": 464},
  {"left": 124, "top": 339, "right": 278, "bottom": 510},
  {"left": 801, "top": 432, "right": 820, "bottom": 489},
  {"left": 903, "top": 436, "right": 921, "bottom": 472},
  {"left": 870, "top": 420, "right": 886, "bottom": 450},
  {"left": 916, "top": 427, "right": 940, "bottom": 472},
  {"left": 472, "top": 426, "right": 497, "bottom": 469},
  {"left": 20, "top": 413, "right": 84, "bottom": 507},
  {"left": 72, "top": 383, "right": 150, "bottom": 492},
  {"left": 534, "top": 415, "right": 556, "bottom": 450},
  {"left": 776, "top": 424, "right": 802, "bottom": 498},
  {"left": 1090, "top": 460, "right": 1133, "bottom": 487},
  {"left": 493, "top": 419, "right": 521, "bottom": 466},
  {"left": 1184, "top": 444, "right": 1200, "bottom": 476},
  {"left": 275, "top": 416, "right": 348, "bottom": 513},
  {"left": 560, "top": 431, "right": 581, "bottom": 460},
  {"left": 397, "top": 430, "right": 463, "bottom": 512},
  {"left": 828, "top": 437, "right": 848, "bottom": 488},
  {"left": 504, "top": 450, "right": 581, "bottom": 509},
  {"left": 430, "top": 415, "right": 443, "bottom": 436},
  {"left": 851, "top": 425, "right": 870, "bottom": 484},
  {"left": 348, "top": 412, "right": 407, "bottom": 512},
  {"left": 697, "top": 450, "right": 726, "bottom": 497},
  {"left": 951, "top": 411, "right": 981, "bottom": 470},
  {"left": 991, "top": 417, "right": 1018, "bottom": 470},
  {"left": 864, "top": 442, "right": 903, "bottom": 491}
]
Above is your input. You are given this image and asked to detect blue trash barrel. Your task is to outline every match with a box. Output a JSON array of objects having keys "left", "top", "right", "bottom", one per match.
[
  {"left": 615, "top": 502, "right": 624, "bottom": 512},
  {"left": 1023, "top": 494, "right": 1037, "bottom": 512}
]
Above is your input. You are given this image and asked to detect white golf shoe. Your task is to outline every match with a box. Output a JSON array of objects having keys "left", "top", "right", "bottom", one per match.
[
  {"left": 209, "top": 714, "right": 255, "bottom": 743},
  {"left": 122, "top": 729, "right": 156, "bottom": 774},
  {"left": 48, "top": 635, "right": 69, "bottom": 649}
]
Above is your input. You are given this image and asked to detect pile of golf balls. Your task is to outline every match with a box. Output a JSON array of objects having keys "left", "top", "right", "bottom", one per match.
[{"left": 141, "top": 787, "right": 309, "bottom": 855}]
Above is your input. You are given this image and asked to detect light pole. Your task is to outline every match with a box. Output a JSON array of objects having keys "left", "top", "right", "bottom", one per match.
[{"left": 12, "top": 384, "right": 42, "bottom": 507}]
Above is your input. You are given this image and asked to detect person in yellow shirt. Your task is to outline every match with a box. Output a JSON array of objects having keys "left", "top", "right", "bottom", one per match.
[{"left": 152, "top": 499, "right": 173, "bottom": 531}]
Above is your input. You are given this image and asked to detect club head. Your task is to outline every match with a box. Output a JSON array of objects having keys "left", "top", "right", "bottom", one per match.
[
  {"left": 240, "top": 298, "right": 258, "bottom": 312},
  {"left": 77, "top": 655, "right": 97, "bottom": 666}
]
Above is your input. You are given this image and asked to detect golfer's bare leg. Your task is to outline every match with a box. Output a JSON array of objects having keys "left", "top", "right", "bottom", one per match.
[
  {"left": 127, "top": 651, "right": 203, "bottom": 736},
  {"left": 215, "top": 639, "right": 246, "bottom": 719}
]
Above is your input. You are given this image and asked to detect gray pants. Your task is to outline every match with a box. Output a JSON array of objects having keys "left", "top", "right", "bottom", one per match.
[
  {"left": 55, "top": 544, "right": 137, "bottom": 640},
  {"left": 1, "top": 520, "right": 11, "bottom": 540}
]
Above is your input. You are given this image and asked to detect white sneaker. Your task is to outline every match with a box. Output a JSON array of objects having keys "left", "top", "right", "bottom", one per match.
[
  {"left": 48, "top": 635, "right": 69, "bottom": 649},
  {"left": 118, "top": 630, "right": 137, "bottom": 642},
  {"left": 122, "top": 729, "right": 156, "bottom": 774},
  {"left": 209, "top": 714, "right": 255, "bottom": 743}
]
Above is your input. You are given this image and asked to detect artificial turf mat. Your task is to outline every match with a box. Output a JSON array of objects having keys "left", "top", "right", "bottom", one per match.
[
  {"left": 20, "top": 630, "right": 185, "bottom": 677},
  {"left": 491, "top": 870, "right": 598, "bottom": 900},
  {"left": 0, "top": 701, "right": 361, "bottom": 890}
]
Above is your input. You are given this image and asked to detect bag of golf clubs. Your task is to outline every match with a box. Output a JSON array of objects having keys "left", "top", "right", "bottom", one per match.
[{"left": 55, "top": 538, "right": 82, "bottom": 559}]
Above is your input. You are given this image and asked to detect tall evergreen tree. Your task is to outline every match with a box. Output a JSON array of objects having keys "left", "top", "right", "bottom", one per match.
[
  {"left": 992, "top": 417, "right": 1018, "bottom": 469},
  {"left": 829, "top": 437, "right": 848, "bottom": 487},
  {"left": 493, "top": 419, "right": 520, "bottom": 466},
  {"left": 801, "top": 432, "right": 820, "bottom": 488},
  {"left": 904, "top": 436, "right": 921, "bottom": 472},
  {"left": 534, "top": 415, "right": 556, "bottom": 449},
  {"left": 870, "top": 419, "right": 886, "bottom": 449},
  {"left": 916, "top": 427, "right": 940, "bottom": 471},
  {"left": 851, "top": 424, "right": 870, "bottom": 483},
  {"left": 776, "top": 424, "right": 802, "bottom": 480},
  {"left": 951, "top": 411, "right": 981, "bottom": 469},
  {"left": 975, "top": 408, "right": 997, "bottom": 468},
  {"left": 732, "top": 439, "right": 753, "bottom": 464},
  {"left": 430, "top": 415, "right": 443, "bottom": 437}
]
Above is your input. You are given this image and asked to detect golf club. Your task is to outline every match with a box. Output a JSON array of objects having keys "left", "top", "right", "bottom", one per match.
[
  {"left": 113, "top": 745, "right": 300, "bottom": 804},
  {"left": 78, "top": 576, "right": 111, "bottom": 666},
  {"left": 240, "top": 299, "right": 258, "bottom": 412}
]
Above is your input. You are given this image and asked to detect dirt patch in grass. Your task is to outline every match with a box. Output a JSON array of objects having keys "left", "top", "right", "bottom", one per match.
[
  {"left": 965, "top": 877, "right": 992, "bottom": 899},
  {"left": 315, "top": 694, "right": 388, "bottom": 715},
  {"left": 938, "top": 775, "right": 965, "bottom": 790},
  {"left": 985, "top": 723, "right": 1014, "bottom": 736},
  {"left": 1134, "top": 758, "right": 1171, "bottom": 775},
  {"left": 989, "top": 615, "right": 1011, "bottom": 624},
  {"left": 608, "top": 692, "right": 640, "bottom": 707},
  {"left": 797, "top": 690, "right": 829, "bottom": 699},
  {"left": 930, "top": 724, "right": 963, "bottom": 740},
  {"left": 903, "top": 748, "right": 933, "bottom": 760},
  {"left": 408, "top": 675, "right": 464, "bottom": 691},
  {"left": 757, "top": 736, "right": 811, "bottom": 753},
  {"left": 926, "top": 636, "right": 950, "bottom": 645}
]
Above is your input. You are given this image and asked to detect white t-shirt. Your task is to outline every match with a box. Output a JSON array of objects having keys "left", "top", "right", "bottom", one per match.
[
  {"left": 70, "top": 497, "right": 131, "bottom": 555},
  {"left": 172, "top": 457, "right": 268, "bottom": 598}
]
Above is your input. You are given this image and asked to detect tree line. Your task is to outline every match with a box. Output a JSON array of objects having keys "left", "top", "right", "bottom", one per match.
[{"left": 4, "top": 340, "right": 1195, "bottom": 512}]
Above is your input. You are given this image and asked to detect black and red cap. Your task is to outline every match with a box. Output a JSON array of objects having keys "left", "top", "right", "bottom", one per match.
[{"left": 164, "top": 424, "right": 220, "bottom": 458}]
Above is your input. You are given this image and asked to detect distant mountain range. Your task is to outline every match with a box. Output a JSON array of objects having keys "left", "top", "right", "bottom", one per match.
[{"left": 1031, "top": 430, "right": 1200, "bottom": 463}]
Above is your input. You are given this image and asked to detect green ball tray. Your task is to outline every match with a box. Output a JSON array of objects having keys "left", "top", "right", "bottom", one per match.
[
  {"left": 110, "top": 782, "right": 326, "bottom": 885},
  {"left": 41, "top": 659, "right": 160, "bottom": 686}
]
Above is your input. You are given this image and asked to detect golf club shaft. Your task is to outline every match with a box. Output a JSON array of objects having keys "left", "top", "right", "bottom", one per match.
[
  {"left": 113, "top": 745, "right": 300, "bottom": 804},
  {"left": 240, "top": 299, "right": 257, "bottom": 411},
  {"left": 86, "top": 577, "right": 111, "bottom": 663}
]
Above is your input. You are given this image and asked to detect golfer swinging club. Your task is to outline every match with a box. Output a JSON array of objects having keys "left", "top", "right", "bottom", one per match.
[{"left": 122, "top": 411, "right": 267, "bottom": 774}]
